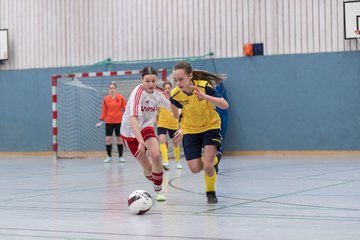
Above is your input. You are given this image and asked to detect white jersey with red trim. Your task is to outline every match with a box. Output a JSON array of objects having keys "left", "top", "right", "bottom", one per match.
[{"left": 120, "top": 84, "right": 170, "bottom": 138}]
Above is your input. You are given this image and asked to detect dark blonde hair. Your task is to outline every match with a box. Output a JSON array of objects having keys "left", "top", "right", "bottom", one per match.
[
  {"left": 173, "top": 61, "right": 226, "bottom": 87},
  {"left": 109, "top": 81, "right": 117, "bottom": 88}
]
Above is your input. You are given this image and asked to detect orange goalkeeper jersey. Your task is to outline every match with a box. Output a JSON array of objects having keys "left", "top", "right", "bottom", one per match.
[{"left": 100, "top": 94, "right": 127, "bottom": 123}]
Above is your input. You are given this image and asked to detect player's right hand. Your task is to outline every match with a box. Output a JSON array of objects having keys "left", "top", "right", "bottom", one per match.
[{"left": 96, "top": 121, "right": 103, "bottom": 128}]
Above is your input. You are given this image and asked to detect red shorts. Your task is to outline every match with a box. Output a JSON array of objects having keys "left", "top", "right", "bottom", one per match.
[{"left": 121, "top": 126, "right": 157, "bottom": 157}]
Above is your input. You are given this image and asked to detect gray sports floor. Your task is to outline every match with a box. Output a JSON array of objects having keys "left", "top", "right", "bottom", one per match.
[{"left": 0, "top": 153, "right": 359, "bottom": 240}]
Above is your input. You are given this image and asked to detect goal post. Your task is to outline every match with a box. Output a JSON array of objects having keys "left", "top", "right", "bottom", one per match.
[{"left": 52, "top": 69, "right": 167, "bottom": 160}]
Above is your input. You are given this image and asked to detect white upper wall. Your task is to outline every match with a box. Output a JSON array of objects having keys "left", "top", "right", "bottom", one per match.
[{"left": 0, "top": 0, "right": 358, "bottom": 70}]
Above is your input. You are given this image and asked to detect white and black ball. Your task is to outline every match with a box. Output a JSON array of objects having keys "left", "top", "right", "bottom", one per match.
[{"left": 128, "top": 190, "right": 152, "bottom": 215}]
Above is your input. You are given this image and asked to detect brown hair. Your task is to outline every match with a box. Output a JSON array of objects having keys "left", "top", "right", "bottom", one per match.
[
  {"left": 162, "top": 81, "right": 172, "bottom": 88},
  {"left": 173, "top": 61, "right": 226, "bottom": 87},
  {"left": 141, "top": 66, "right": 158, "bottom": 77}
]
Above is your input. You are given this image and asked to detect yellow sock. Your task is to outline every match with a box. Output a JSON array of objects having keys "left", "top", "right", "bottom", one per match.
[
  {"left": 160, "top": 143, "right": 168, "bottom": 163},
  {"left": 214, "top": 155, "right": 218, "bottom": 165},
  {"left": 174, "top": 146, "right": 181, "bottom": 163},
  {"left": 204, "top": 172, "right": 217, "bottom": 192}
]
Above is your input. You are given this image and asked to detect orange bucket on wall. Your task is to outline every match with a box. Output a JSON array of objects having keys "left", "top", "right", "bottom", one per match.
[{"left": 244, "top": 43, "right": 253, "bottom": 56}]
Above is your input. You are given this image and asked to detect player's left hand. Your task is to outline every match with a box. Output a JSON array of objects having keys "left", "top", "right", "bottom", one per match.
[
  {"left": 190, "top": 85, "right": 206, "bottom": 100},
  {"left": 173, "top": 128, "right": 183, "bottom": 144}
]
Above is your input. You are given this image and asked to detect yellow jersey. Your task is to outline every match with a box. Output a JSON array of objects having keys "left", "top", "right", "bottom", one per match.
[
  {"left": 157, "top": 107, "right": 178, "bottom": 130},
  {"left": 170, "top": 80, "right": 221, "bottom": 134}
]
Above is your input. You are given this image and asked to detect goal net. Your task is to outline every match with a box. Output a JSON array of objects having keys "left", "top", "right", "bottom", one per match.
[{"left": 52, "top": 69, "right": 167, "bottom": 159}]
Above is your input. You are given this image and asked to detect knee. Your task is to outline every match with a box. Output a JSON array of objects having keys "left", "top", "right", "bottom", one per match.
[
  {"left": 203, "top": 165, "right": 214, "bottom": 176},
  {"left": 189, "top": 165, "right": 202, "bottom": 174},
  {"left": 158, "top": 135, "right": 166, "bottom": 144},
  {"left": 149, "top": 151, "right": 161, "bottom": 162},
  {"left": 105, "top": 138, "right": 112, "bottom": 145}
]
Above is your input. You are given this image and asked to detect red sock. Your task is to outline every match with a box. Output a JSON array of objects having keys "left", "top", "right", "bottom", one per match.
[
  {"left": 152, "top": 172, "right": 163, "bottom": 188},
  {"left": 145, "top": 175, "right": 152, "bottom": 182}
]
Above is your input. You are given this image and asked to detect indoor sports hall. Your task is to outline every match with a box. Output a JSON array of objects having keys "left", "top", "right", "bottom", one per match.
[{"left": 0, "top": 1, "right": 359, "bottom": 240}]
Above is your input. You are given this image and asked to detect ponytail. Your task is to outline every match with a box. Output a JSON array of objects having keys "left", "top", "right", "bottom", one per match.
[
  {"left": 192, "top": 70, "right": 226, "bottom": 87},
  {"left": 173, "top": 61, "right": 226, "bottom": 87}
]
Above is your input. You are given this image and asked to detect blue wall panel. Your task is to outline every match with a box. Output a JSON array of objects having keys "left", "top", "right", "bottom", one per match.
[
  {"left": 0, "top": 68, "right": 66, "bottom": 151},
  {"left": 0, "top": 51, "right": 359, "bottom": 152},
  {"left": 216, "top": 52, "right": 360, "bottom": 150}
]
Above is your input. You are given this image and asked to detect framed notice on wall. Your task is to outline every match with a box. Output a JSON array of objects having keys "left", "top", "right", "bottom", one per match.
[
  {"left": 0, "top": 29, "right": 9, "bottom": 61},
  {"left": 344, "top": 1, "right": 360, "bottom": 39}
]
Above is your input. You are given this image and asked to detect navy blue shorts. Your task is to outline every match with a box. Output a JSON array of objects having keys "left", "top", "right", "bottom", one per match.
[
  {"left": 157, "top": 127, "right": 177, "bottom": 139},
  {"left": 105, "top": 123, "right": 121, "bottom": 137},
  {"left": 182, "top": 129, "right": 222, "bottom": 160}
]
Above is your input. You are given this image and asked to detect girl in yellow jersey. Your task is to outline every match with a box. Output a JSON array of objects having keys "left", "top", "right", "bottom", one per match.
[
  {"left": 170, "top": 61, "right": 229, "bottom": 204},
  {"left": 157, "top": 82, "right": 182, "bottom": 170}
]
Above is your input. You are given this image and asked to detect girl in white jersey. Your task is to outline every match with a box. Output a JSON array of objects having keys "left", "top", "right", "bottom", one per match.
[{"left": 120, "top": 66, "right": 170, "bottom": 201}]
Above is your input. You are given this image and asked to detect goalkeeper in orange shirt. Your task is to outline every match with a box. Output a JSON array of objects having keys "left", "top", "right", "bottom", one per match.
[{"left": 96, "top": 82, "right": 127, "bottom": 163}]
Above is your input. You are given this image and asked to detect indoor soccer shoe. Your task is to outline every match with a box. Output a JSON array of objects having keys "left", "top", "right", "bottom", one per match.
[
  {"left": 118, "top": 157, "right": 126, "bottom": 163},
  {"left": 206, "top": 191, "right": 218, "bottom": 204},
  {"left": 103, "top": 156, "right": 112, "bottom": 163},
  {"left": 155, "top": 191, "right": 166, "bottom": 201},
  {"left": 162, "top": 163, "right": 170, "bottom": 170},
  {"left": 214, "top": 152, "right": 222, "bottom": 174},
  {"left": 176, "top": 163, "right": 183, "bottom": 169}
]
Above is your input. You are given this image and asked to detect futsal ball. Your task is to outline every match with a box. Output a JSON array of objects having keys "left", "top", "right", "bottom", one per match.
[{"left": 128, "top": 190, "right": 153, "bottom": 215}]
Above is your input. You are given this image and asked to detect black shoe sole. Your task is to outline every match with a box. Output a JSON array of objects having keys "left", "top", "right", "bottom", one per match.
[
  {"left": 207, "top": 199, "right": 218, "bottom": 204},
  {"left": 206, "top": 191, "right": 218, "bottom": 204}
]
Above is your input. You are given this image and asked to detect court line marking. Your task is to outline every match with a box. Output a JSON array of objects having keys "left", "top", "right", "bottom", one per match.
[
  {"left": 168, "top": 173, "right": 360, "bottom": 215},
  {"left": 0, "top": 227, "right": 241, "bottom": 240}
]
